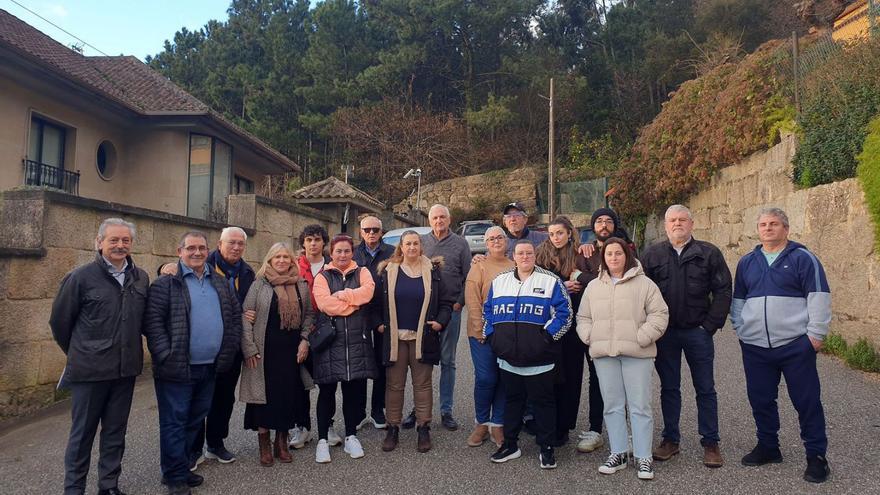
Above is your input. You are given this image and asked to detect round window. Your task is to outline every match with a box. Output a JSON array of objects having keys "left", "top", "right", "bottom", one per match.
[{"left": 96, "top": 140, "right": 117, "bottom": 180}]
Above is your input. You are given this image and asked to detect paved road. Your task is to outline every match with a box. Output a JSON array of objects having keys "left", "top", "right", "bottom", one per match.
[{"left": 1, "top": 325, "right": 878, "bottom": 494}]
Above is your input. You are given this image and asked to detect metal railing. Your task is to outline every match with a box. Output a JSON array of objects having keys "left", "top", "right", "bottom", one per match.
[{"left": 23, "top": 159, "right": 79, "bottom": 195}]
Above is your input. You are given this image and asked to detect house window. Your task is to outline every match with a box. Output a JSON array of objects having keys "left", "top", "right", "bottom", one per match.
[
  {"left": 187, "top": 134, "right": 233, "bottom": 221},
  {"left": 234, "top": 175, "right": 254, "bottom": 194},
  {"left": 96, "top": 140, "right": 117, "bottom": 180},
  {"left": 28, "top": 116, "right": 66, "bottom": 168}
]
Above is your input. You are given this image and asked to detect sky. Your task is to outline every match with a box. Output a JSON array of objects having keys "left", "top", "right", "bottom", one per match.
[{"left": 1, "top": 0, "right": 232, "bottom": 60}]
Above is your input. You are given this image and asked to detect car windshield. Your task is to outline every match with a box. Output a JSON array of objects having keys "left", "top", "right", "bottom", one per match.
[{"left": 463, "top": 224, "right": 491, "bottom": 236}]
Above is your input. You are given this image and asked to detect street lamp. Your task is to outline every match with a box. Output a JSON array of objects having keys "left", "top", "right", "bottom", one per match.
[{"left": 404, "top": 168, "right": 422, "bottom": 224}]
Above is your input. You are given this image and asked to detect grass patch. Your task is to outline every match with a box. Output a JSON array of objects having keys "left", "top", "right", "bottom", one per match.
[
  {"left": 844, "top": 338, "right": 880, "bottom": 373},
  {"left": 821, "top": 332, "right": 847, "bottom": 358}
]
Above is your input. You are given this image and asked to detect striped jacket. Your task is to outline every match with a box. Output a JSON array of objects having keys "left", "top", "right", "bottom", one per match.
[
  {"left": 730, "top": 241, "right": 831, "bottom": 348},
  {"left": 483, "top": 266, "right": 572, "bottom": 367}
]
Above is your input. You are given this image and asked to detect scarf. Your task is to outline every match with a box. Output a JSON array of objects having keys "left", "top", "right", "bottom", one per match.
[
  {"left": 214, "top": 253, "right": 242, "bottom": 298},
  {"left": 263, "top": 266, "right": 302, "bottom": 331}
]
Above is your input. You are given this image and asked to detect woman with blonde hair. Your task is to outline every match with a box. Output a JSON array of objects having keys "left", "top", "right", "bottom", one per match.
[
  {"left": 240, "top": 242, "right": 314, "bottom": 466},
  {"left": 377, "top": 230, "right": 454, "bottom": 453},
  {"left": 463, "top": 226, "right": 514, "bottom": 447}
]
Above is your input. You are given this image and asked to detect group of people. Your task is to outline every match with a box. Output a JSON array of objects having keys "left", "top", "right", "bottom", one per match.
[{"left": 49, "top": 199, "right": 832, "bottom": 495}]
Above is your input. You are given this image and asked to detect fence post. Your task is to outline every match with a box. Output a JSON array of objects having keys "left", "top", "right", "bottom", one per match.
[{"left": 792, "top": 31, "right": 800, "bottom": 117}]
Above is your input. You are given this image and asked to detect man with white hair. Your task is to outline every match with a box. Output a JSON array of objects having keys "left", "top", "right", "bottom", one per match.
[
  {"left": 731, "top": 207, "right": 831, "bottom": 483},
  {"left": 641, "top": 204, "right": 731, "bottom": 468},
  {"left": 51, "top": 218, "right": 149, "bottom": 495},
  {"left": 160, "top": 226, "right": 255, "bottom": 465}
]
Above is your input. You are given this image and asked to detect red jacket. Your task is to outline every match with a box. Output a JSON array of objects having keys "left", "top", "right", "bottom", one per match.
[{"left": 297, "top": 254, "right": 329, "bottom": 310}]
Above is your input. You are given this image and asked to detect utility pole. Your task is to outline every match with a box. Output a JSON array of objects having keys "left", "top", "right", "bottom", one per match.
[{"left": 548, "top": 78, "right": 556, "bottom": 221}]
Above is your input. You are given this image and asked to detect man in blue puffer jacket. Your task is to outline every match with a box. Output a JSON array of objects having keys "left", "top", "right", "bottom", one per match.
[
  {"left": 483, "top": 240, "right": 571, "bottom": 470},
  {"left": 730, "top": 207, "right": 831, "bottom": 484}
]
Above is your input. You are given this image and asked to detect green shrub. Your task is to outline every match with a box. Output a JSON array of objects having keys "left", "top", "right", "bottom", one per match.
[
  {"left": 856, "top": 116, "right": 880, "bottom": 251},
  {"left": 793, "top": 39, "right": 880, "bottom": 187},
  {"left": 844, "top": 338, "right": 880, "bottom": 373},
  {"left": 821, "top": 332, "right": 847, "bottom": 358}
]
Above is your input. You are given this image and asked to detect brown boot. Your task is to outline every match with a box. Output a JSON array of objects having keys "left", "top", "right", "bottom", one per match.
[
  {"left": 467, "top": 424, "right": 490, "bottom": 447},
  {"left": 258, "top": 431, "right": 274, "bottom": 467},
  {"left": 703, "top": 443, "right": 723, "bottom": 468},
  {"left": 652, "top": 439, "right": 680, "bottom": 461},
  {"left": 490, "top": 426, "right": 504, "bottom": 448},
  {"left": 382, "top": 426, "right": 400, "bottom": 452},
  {"left": 274, "top": 430, "right": 292, "bottom": 463},
  {"left": 416, "top": 424, "right": 432, "bottom": 453}
]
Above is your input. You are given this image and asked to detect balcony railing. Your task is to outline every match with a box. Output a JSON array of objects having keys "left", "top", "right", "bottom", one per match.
[{"left": 23, "top": 159, "right": 79, "bottom": 195}]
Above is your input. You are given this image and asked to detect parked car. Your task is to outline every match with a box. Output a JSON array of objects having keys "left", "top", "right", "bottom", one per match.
[
  {"left": 579, "top": 226, "right": 596, "bottom": 245},
  {"left": 456, "top": 220, "right": 494, "bottom": 254},
  {"left": 382, "top": 226, "right": 433, "bottom": 247}
]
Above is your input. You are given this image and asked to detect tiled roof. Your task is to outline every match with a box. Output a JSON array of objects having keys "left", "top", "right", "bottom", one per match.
[
  {"left": 0, "top": 9, "right": 297, "bottom": 172},
  {"left": 292, "top": 176, "right": 385, "bottom": 210}
]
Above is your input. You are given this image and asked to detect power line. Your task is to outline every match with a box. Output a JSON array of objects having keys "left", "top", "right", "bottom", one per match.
[{"left": 6, "top": 0, "right": 110, "bottom": 56}]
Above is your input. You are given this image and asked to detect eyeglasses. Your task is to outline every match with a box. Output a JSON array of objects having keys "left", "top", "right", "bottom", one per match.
[
  {"left": 362, "top": 227, "right": 381, "bottom": 234},
  {"left": 486, "top": 235, "right": 506, "bottom": 242},
  {"left": 594, "top": 219, "right": 614, "bottom": 226}
]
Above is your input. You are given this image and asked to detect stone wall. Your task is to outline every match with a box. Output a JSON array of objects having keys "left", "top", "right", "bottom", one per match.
[
  {"left": 0, "top": 190, "right": 333, "bottom": 421},
  {"left": 393, "top": 166, "right": 544, "bottom": 216},
  {"left": 645, "top": 134, "right": 880, "bottom": 347}
]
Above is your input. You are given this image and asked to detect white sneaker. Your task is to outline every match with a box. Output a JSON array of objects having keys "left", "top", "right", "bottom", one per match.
[
  {"left": 315, "top": 439, "right": 331, "bottom": 464},
  {"left": 327, "top": 428, "right": 343, "bottom": 446},
  {"left": 344, "top": 435, "right": 365, "bottom": 459},
  {"left": 356, "top": 416, "right": 372, "bottom": 431},
  {"left": 289, "top": 427, "right": 311, "bottom": 449},
  {"left": 576, "top": 431, "right": 605, "bottom": 453}
]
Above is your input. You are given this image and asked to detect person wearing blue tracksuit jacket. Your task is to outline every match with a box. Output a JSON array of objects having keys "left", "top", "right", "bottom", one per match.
[
  {"left": 483, "top": 240, "right": 572, "bottom": 469},
  {"left": 730, "top": 207, "right": 831, "bottom": 484}
]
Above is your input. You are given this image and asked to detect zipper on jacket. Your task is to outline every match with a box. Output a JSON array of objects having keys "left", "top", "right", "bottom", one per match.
[
  {"left": 344, "top": 316, "right": 351, "bottom": 381},
  {"left": 760, "top": 264, "right": 772, "bottom": 349}
]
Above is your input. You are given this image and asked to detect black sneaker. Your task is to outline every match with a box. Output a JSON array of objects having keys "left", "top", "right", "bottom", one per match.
[
  {"left": 490, "top": 442, "right": 522, "bottom": 463},
  {"left": 741, "top": 444, "right": 783, "bottom": 467},
  {"left": 804, "top": 455, "right": 830, "bottom": 483},
  {"left": 205, "top": 444, "right": 236, "bottom": 463},
  {"left": 161, "top": 473, "right": 203, "bottom": 488},
  {"left": 371, "top": 410, "right": 388, "bottom": 429},
  {"left": 598, "top": 452, "right": 628, "bottom": 474},
  {"left": 441, "top": 413, "right": 459, "bottom": 431},
  {"left": 539, "top": 446, "right": 557, "bottom": 469},
  {"left": 401, "top": 409, "right": 417, "bottom": 430}
]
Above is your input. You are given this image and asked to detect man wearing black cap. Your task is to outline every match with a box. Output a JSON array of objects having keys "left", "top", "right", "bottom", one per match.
[{"left": 501, "top": 202, "right": 549, "bottom": 258}]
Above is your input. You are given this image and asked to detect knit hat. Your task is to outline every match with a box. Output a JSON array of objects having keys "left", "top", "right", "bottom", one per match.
[{"left": 590, "top": 207, "right": 620, "bottom": 229}]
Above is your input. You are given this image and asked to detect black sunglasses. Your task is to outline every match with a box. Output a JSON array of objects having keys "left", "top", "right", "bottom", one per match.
[{"left": 362, "top": 227, "right": 381, "bottom": 234}]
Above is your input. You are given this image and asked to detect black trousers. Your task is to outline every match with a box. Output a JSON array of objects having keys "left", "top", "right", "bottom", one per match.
[
  {"left": 295, "top": 355, "right": 314, "bottom": 430},
  {"left": 317, "top": 380, "right": 367, "bottom": 439},
  {"left": 370, "top": 327, "right": 386, "bottom": 414},
  {"left": 555, "top": 329, "right": 585, "bottom": 436},
  {"left": 501, "top": 368, "right": 556, "bottom": 448},
  {"left": 584, "top": 344, "right": 604, "bottom": 433},
  {"left": 64, "top": 376, "right": 136, "bottom": 495},
  {"left": 193, "top": 351, "right": 242, "bottom": 452}
]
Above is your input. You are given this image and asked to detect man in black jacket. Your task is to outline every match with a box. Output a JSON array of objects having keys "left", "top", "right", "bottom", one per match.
[
  {"left": 145, "top": 231, "right": 242, "bottom": 495},
  {"left": 161, "top": 227, "right": 254, "bottom": 464},
  {"left": 640, "top": 204, "right": 732, "bottom": 468},
  {"left": 353, "top": 215, "right": 395, "bottom": 429},
  {"left": 50, "top": 218, "right": 149, "bottom": 495}
]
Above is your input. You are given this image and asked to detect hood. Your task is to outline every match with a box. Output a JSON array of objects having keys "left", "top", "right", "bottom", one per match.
[{"left": 378, "top": 255, "right": 444, "bottom": 274}]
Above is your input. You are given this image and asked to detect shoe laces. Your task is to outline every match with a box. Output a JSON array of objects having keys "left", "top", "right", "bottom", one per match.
[
  {"left": 637, "top": 458, "right": 652, "bottom": 472},
  {"left": 605, "top": 452, "right": 626, "bottom": 466}
]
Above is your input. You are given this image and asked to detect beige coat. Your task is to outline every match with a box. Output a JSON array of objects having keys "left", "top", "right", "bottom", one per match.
[
  {"left": 239, "top": 276, "right": 314, "bottom": 404},
  {"left": 576, "top": 262, "right": 669, "bottom": 359},
  {"left": 464, "top": 256, "right": 515, "bottom": 339}
]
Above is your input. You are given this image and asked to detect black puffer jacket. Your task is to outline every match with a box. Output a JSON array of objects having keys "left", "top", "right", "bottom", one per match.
[
  {"left": 640, "top": 238, "right": 732, "bottom": 332},
  {"left": 312, "top": 265, "right": 378, "bottom": 384},
  {"left": 50, "top": 253, "right": 149, "bottom": 382},
  {"left": 143, "top": 261, "right": 243, "bottom": 382},
  {"left": 378, "top": 256, "right": 454, "bottom": 366}
]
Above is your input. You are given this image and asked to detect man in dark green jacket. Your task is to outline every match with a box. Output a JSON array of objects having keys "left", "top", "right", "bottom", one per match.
[{"left": 50, "top": 218, "right": 149, "bottom": 495}]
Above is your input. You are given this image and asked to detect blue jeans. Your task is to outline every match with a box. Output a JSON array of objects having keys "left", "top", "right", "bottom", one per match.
[
  {"left": 654, "top": 327, "right": 719, "bottom": 445},
  {"left": 154, "top": 364, "right": 216, "bottom": 484},
  {"left": 594, "top": 356, "right": 654, "bottom": 459},
  {"left": 741, "top": 335, "right": 827, "bottom": 457},
  {"left": 439, "top": 309, "right": 462, "bottom": 415},
  {"left": 468, "top": 336, "right": 504, "bottom": 425}
]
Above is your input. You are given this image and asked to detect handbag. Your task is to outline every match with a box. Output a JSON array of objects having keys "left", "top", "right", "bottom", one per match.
[{"left": 309, "top": 315, "right": 336, "bottom": 353}]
